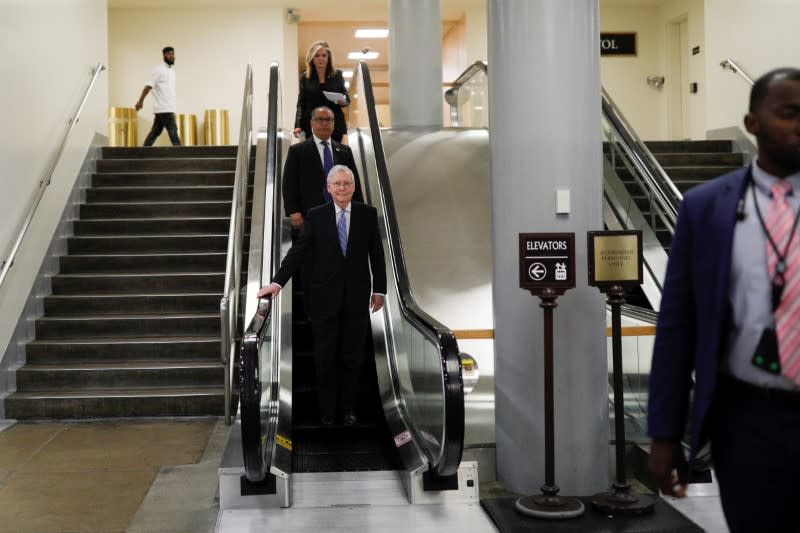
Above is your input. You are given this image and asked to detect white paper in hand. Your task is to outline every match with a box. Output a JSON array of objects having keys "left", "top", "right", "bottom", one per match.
[{"left": 323, "top": 91, "right": 345, "bottom": 104}]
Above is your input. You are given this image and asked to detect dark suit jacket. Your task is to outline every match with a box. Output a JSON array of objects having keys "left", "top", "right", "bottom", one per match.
[
  {"left": 282, "top": 137, "right": 363, "bottom": 217},
  {"left": 272, "top": 201, "right": 386, "bottom": 320},
  {"left": 648, "top": 166, "right": 750, "bottom": 462},
  {"left": 294, "top": 70, "right": 349, "bottom": 141}
]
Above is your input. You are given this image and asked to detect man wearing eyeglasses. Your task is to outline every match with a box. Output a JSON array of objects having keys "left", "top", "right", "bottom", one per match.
[
  {"left": 259, "top": 165, "right": 385, "bottom": 426},
  {"left": 283, "top": 106, "right": 363, "bottom": 234}
]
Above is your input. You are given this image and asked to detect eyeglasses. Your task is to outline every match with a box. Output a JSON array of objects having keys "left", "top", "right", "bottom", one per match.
[
  {"left": 330, "top": 181, "right": 354, "bottom": 189},
  {"left": 312, "top": 117, "right": 334, "bottom": 123}
]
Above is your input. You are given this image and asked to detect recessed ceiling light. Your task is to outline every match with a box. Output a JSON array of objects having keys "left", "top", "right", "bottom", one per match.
[
  {"left": 355, "top": 29, "right": 389, "bottom": 39},
  {"left": 345, "top": 81, "right": 351, "bottom": 89},
  {"left": 342, "top": 71, "right": 353, "bottom": 79},
  {"left": 348, "top": 51, "right": 379, "bottom": 60}
]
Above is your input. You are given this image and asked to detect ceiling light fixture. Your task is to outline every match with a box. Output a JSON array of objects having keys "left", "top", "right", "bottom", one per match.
[
  {"left": 355, "top": 29, "right": 389, "bottom": 38},
  {"left": 342, "top": 71, "right": 353, "bottom": 78},
  {"left": 348, "top": 51, "right": 379, "bottom": 60}
]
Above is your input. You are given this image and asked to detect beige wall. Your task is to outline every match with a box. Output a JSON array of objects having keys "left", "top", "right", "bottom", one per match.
[
  {"left": 600, "top": 4, "right": 663, "bottom": 139},
  {"left": 0, "top": 0, "right": 108, "bottom": 357},
  {"left": 108, "top": 6, "right": 293, "bottom": 145},
  {"left": 464, "top": 5, "right": 487, "bottom": 65},
  {"left": 704, "top": 0, "right": 800, "bottom": 134}
]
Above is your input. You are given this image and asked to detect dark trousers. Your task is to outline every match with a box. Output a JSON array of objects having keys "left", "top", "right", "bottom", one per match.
[
  {"left": 310, "top": 311, "right": 369, "bottom": 419},
  {"left": 710, "top": 376, "right": 800, "bottom": 533},
  {"left": 144, "top": 112, "right": 181, "bottom": 146}
]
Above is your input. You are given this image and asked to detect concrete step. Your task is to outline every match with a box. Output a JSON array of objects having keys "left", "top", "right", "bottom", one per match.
[
  {"left": 51, "top": 272, "right": 224, "bottom": 294},
  {"left": 35, "top": 313, "right": 220, "bottom": 340},
  {"left": 86, "top": 186, "right": 235, "bottom": 203},
  {"left": 4, "top": 387, "right": 227, "bottom": 419},
  {"left": 25, "top": 336, "right": 220, "bottom": 364},
  {"left": 80, "top": 201, "right": 247, "bottom": 219},
  {"left": 643, "top": 140, "right": 734, "bottom": 153},
  {"left": 92, "top": 171, "right": 236, "bottom": 187},
  {"left": 58, "top": 252, "right": 230, "bottom": 274},
  {"left": 15, "top": 360, "right": 223, "bottom": 391},
  {"left": 67, "top": 234, "right": 229, "bottom": 254},
  {"left": 102, "top": 145, "right": 239, "bottom": 159},
  {"left": 73, "top": 218, "right": 232, "bottom": 236},
  {"left": 43, "top": 293, "right": 221, "bottom": 315},
  {"left": 97, "top": 158, "right": 237, "bottom": 173},
  {"left": 649, "top": 152, "right": 744, "bottom": 166}
]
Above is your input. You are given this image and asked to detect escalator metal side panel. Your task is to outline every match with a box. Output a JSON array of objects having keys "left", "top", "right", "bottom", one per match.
[
  {"left": 379, "top": 128, "right": 495, "bottom": 455},
  {"left": 350, "top": 127, "right": 428, "bottom": 477},
  {"left": 602, "top": 158, "right": 666, "bottom": 311}
]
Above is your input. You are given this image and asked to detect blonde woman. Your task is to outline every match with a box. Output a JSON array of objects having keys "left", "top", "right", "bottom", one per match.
[{"left": 294, "top": 41, "right": 350, "bottom": 142}]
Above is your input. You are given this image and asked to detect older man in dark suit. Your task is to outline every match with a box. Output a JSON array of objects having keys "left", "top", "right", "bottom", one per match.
[
  {"left": 282, "top": 106, "right": 363, "bottom": 233},
  {"left": 259, "top": 165, "right": 385, "bottom": 426}
]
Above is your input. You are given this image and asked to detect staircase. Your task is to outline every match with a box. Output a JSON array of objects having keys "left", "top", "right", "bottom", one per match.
[
  {"left": 5, "top": 145, "right": 249, "bottom": 419},
  {"left": 611, "top": 139, "right": 745, "bottom": 250}
]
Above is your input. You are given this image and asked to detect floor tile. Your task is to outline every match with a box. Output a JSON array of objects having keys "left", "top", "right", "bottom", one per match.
[
  {"left": 19, "top": 419, "right": 215, "bottom": 473},
  {"left": 0, "top": 469, "right": 155, "bottom": 533},
  {"left": 0, "top": 422, "right": 64, "bottom": 471}
]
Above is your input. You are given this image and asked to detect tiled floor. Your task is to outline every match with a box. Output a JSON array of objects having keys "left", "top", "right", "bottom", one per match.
[{"left": 0, "top": 418, "right": 224, "bottom": 533}]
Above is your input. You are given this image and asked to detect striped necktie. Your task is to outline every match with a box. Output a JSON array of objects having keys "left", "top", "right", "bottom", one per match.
[
  {"left": 337, "top": 208, "right": 348, "bottom": 255},
  {"left": 767, "top": 180, "right": 800, "bottom": 384}
]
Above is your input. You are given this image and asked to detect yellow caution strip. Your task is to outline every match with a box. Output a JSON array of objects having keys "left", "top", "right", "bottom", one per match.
[{"left": 276, "top": 434, "right": 292, "bottom": 451}]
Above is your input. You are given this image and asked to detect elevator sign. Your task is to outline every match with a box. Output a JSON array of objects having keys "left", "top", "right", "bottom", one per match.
[{"left": 519, "top": 233, "right": 576, "bottom": 296}]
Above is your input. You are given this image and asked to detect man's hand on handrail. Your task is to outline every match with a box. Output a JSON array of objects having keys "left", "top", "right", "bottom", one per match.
[{"left": 257, "top": 283, "right": 282, "bottom": 298}]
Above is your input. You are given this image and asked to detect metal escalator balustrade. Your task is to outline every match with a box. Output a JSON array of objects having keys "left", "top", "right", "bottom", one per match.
[
  {"left": 239, "top": 62, "right": 292, "bottom": 484},
  {"left": 351, "top": 61, "right": 466, "bottom": 478}
]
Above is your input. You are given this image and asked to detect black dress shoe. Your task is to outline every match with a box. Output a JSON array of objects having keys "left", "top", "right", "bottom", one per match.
[
  {"left": 342, "top": 411, "right": 358, "bottom": 426},
  {"left": 320, "top": 414, "right": 335, "bottom": 426}
]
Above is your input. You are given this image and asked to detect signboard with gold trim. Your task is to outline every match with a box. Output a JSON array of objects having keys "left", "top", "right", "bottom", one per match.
[{"left": 587, "top": 230, "right": 642, "bottom": 289}]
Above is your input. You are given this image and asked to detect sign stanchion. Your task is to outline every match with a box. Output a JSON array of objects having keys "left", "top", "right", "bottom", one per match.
[
  {"left": 515, "top": 233, "right": 584, "bottom": 519},
  {"left": 587, "top": 230, "right": 655, "bottom": 516}
]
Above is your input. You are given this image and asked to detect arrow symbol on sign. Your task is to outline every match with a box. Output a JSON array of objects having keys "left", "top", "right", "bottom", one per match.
[{"left": 528, "top": 262, "right": 547, "bottom": 281}]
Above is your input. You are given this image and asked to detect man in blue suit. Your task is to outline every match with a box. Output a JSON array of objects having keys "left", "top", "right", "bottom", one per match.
[{"left": 648, "top": 67, "right": 800, "bottom": 532}]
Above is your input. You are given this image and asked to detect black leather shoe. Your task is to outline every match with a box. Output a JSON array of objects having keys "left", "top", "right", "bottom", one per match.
[
  {"left": 342, "top": 411, "right": 358, "bottom": 426},
  {"left": 320, "top": 414, "right": 335, "bottom": 426}
]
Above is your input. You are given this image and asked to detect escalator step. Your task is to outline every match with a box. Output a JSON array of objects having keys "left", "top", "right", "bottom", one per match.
[{"left": 293, "top": 452, "right": 400, "bottom": 473}]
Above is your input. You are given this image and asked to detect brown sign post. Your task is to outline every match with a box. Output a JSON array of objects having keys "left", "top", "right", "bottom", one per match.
[
  {"left": 587, "top": 230, "right": 654, "bottom": 516},
  {"left": 515, "top": 233, "right": 584, "bottom": 519}
]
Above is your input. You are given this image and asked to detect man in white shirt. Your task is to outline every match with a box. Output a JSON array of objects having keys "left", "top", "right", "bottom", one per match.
[{"left": 135, "top": 46, "right": 181, "bottom": 146}]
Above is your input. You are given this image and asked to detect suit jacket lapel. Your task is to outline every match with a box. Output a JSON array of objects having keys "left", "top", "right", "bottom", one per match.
[
  {"left": 710, "top": 168, "right": 749, "bottom": 316},
  {"left": 306, "top": 139, "right": 324, "bottom": 175}
]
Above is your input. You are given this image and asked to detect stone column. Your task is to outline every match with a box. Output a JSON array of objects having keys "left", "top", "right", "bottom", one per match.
[
  {"left": 389, "top": 0, "right": 442, "bottom": 128},
  {"left": 489, "top": 0, "right": 608, "bottom": 495}
]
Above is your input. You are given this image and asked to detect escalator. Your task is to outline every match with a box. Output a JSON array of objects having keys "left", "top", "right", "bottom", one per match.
[{"left": 236, "top": 62, "right": 467, "bottom": 505}]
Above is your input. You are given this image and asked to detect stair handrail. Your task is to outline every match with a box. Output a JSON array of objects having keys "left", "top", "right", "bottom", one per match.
[
  {"left": 221, "top": 63, "right": 253, "bottom": 425},
  {"left": 720, "top": 58, "right": 755, "bottom": 86},
  {"left": 601, "top": 87, "right": 680, "bottom": 228},
  {"left": 444, "top": 60, "right": 487, "bottom": 127},
  {"left": 0, "top": 62, "right": 106, "bottom": 289}
]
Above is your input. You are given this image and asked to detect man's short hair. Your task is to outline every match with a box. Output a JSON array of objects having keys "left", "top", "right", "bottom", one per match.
[
  {"left": 162, "top": 46, "right": 174, "bottom": 54},
  {"left": 312, "top": 106, "right": 334, "bottom": 119},
  {"left": 750, "top": 67, "right": 800, "bottom": 112},
  {"left": 327, "top": 165, "right": 354, "bottom": 183}
]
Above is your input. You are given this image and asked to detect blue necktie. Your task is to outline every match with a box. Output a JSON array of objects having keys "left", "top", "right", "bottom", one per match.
[
  {"left": 322, "top": 141, "right": 333, "bottom": 202},
  {"left": 338, "top": 209, "right": 348, "bottom": 255}
]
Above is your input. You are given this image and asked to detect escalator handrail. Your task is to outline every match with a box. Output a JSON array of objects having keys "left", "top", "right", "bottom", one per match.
[
  {"left": 354, "top": 61, "right": 465, "bottom": 477},
  {"left": 239, "top": 62, "right": 283, "bottom": 482}
]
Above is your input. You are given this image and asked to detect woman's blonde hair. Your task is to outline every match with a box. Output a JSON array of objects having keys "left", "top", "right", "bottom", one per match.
[{"left": 304, "top": 40, "right": 336, "bottom": 80}]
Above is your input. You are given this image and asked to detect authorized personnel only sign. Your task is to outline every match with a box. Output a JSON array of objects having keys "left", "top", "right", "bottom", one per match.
[{"left": 519, "top": 233, "right": 575, "bottom": 296}]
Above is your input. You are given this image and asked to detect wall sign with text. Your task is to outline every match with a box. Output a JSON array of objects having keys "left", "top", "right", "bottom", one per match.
[{"left": 600, "top": 33, "right": 636, "bottom": 56}]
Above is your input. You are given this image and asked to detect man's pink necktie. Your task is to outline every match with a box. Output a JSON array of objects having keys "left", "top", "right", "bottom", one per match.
[{"left": 767, "top": 180, "right": 800, "bottom": 384}]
